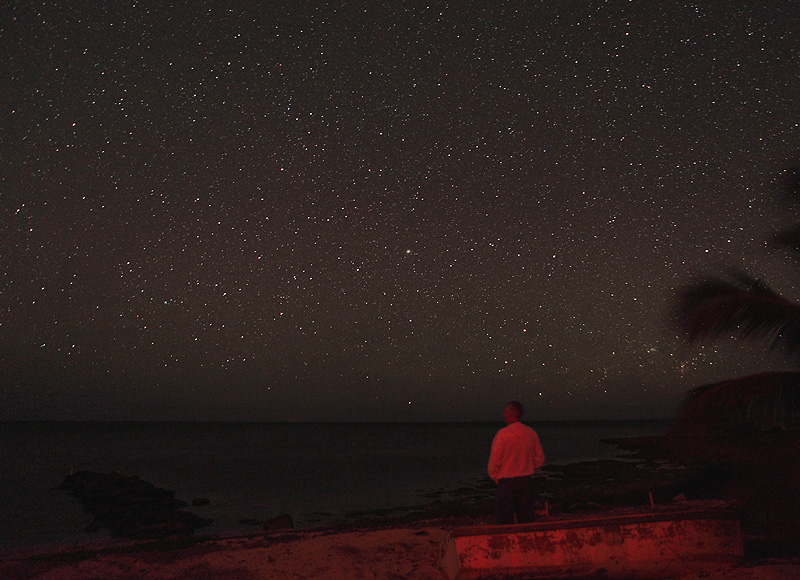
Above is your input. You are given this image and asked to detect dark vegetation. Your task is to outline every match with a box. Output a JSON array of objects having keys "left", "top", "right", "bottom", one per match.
[
  {"left": 663, "top": 164, "right": 800, "bottom": 557},
  {"left": 676, "top": 164, "right": 800, "bottom": 432}
]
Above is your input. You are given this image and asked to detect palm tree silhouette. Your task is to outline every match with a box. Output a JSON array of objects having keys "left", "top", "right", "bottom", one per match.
[{"left": 676, "top": 166, "right": 800, "bottom": 431}]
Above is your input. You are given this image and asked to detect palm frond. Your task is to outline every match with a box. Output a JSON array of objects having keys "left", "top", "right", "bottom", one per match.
[
  {"left": 779, "top": 163, "right": 800, "bottom": 197},
  {"left": 678, "top": 275, "right": 800, "bottom": 355},
  {"left": 772, "top": 226, "right": 800, "bottom": 264},
  {"left": 678, "top": 372, "right": 800, "bottom": 431}
]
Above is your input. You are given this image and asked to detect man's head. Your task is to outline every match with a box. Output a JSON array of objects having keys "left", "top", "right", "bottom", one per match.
[{"left": 503, "top": 401, "right": 523, "bottom": 424}]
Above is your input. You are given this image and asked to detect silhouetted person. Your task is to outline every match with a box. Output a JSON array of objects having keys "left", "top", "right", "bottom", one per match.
[{"left": 488, "top": 401, "right": 545, "bottom": 525}]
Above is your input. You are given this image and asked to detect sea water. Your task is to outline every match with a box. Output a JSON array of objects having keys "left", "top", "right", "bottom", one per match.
[{"left": 0, "top": 420, "right": 670, "bottom": 554}]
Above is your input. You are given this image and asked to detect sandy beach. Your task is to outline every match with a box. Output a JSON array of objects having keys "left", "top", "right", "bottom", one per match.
[
  {"left": 3, "top": 522, "right": 800, "bottom": 580},
  {"left": 1, "top": 525, "right": 449, "bottom": 580}
]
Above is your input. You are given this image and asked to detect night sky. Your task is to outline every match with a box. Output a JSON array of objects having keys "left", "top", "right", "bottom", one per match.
[{"left": 2, "top": 2, "right": 799, "bottom": 421}]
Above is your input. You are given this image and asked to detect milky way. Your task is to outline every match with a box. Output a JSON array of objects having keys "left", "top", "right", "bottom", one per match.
[{"left": 2, "top": 2, "right": 799, "bottom": 420}]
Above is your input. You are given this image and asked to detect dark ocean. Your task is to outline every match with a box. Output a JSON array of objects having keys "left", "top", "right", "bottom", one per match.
[{"left": 0, "top": 420, "right": 670, "bottom": 554}]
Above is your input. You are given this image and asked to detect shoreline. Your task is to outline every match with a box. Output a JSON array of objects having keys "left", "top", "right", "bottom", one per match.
[
  {"left": 6, "top": 433, "right": 800, "bottom": 579},
  {"left": 3, "top": 440, "right": 682, "bottom": 558},
  {"left": 1, "top": 419, "right": 668, "bottom": 555}
]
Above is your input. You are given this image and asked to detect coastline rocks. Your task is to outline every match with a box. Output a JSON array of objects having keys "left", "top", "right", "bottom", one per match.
[
  {"left": 58, "top": 470, "right": 213, "bottom": 539},
  {"left": 263, "top": 513, "right": 294, "bottom": 530},
  {"left": 239, "top": 514, "right": 295, "bottom": 530}
]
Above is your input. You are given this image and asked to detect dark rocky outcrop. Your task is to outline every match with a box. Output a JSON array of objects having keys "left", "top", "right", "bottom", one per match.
[
  {"left": 263, "top": 513, "right": 294, "bottom": 531},
  {"left": 58, "top": 470, "right": 212, "bottom": 539},
  {"left": 238, "top": 514, "right": 295, "bottom": 530}
]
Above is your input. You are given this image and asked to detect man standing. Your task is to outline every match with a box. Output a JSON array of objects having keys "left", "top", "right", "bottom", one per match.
[{"left": 488, "top": 401, "right": 545, "bottom": 525}]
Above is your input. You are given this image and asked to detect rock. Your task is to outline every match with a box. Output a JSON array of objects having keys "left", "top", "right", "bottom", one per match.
[
  {"left": 58, "top": 470, "right": 212, "bottom": 539},
  {"left": 191, "top": 497, "right": 211, "bottom": 506},
  {"left": 263, "top": 513, "right": 294, "bottom": 531}
]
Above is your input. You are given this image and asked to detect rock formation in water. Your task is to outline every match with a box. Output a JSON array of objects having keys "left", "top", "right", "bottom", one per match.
[{"left": 59, "top": 470, "right": 213, "bottom": 539}]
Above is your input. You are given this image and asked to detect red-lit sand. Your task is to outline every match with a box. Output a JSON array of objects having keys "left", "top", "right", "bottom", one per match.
[{"left": 2, "top": 524, "right": 799, "bottom": 580}]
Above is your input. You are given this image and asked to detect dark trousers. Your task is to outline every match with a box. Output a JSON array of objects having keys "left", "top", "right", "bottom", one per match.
[{"left": 496, "top": 476, "right": 535, "bottom": 525}]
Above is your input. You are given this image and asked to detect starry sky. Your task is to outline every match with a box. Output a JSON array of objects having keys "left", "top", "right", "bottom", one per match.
[{"left": 2, "top": 1, "right": 799, "bottom": 421}]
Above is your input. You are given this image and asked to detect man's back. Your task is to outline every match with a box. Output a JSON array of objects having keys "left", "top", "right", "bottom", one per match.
[{"left": 488, "top": 421, "right": 545, "bottom": 482}]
